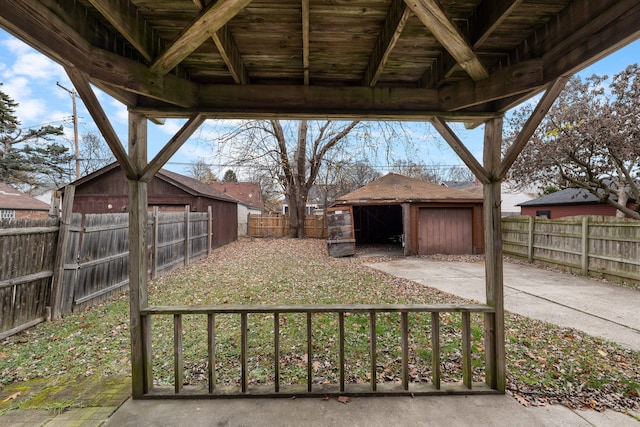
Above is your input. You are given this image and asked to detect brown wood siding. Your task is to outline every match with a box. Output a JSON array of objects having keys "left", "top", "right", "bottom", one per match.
[{"left": 418, "top": 207, "right": 473, "bottom": 255}]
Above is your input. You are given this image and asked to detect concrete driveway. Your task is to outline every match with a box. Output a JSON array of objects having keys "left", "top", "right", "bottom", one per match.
[{"left": 367, "top": 257, "right": 640, "bottom": 352}]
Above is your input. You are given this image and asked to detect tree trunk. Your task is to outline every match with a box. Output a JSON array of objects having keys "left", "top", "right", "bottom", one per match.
[
  {"left": 616, "top": 179, "right": 629, "bottom": 218},
  {"left": 287, "top": 186, "right": 309, "bottom": 238}
]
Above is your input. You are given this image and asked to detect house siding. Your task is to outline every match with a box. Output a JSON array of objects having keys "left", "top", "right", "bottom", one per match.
[{"left": 521, "top": 204, "right": 620, "bottom": 219}]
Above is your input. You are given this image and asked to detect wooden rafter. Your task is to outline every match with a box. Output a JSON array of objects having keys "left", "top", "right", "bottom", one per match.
[
  {"left": 86, "top": 0, "right": 157, "bottom": 62},
  {"left": 150, "top": 0, "right": 253, "bottom": 75},
  {"left": 302, "top": 0, "right": 310, "bottom": 85},
  {"left": 64, "top": 67, "right": 136, "bottom": 180},
  {"left": 431, "top": 0, "right": 523, "bottom": 86},
  {"left": 404, "top": 0, "right": 489, "bottom": 81},
  {"left": 193, "top": 0, "right": 249, "bottom": 85},
  {"left": 363, "top": 0, "right": 411, "bottom": 87}
]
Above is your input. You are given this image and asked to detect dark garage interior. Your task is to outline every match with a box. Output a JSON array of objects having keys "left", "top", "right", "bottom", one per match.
[{"left": 353, "top": 205, "right": 403, "bottom": 245}]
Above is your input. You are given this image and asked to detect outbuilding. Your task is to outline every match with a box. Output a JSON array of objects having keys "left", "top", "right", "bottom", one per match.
[
  {"left": 331, "top": 173, "right": 484, "bottom": 256},
  {"left": 59, "top": 163, "right": 238, "bottom": 248}
]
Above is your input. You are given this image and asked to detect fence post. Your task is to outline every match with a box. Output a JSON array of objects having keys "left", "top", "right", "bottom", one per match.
[
  {"left": 152, "top": 206, "right": 159, "bottom": 280},
  {"left": 247, "top": 212, "right": 251, "bottom": 237},
  {"left": 581, "top": 216, "right": 589, "bottom": 275},
  {"left": 207, "top": 206, "right": 213, "bottom": 255},
  {"left": 184, "top": 205, "right": 190, "bottom": 266},
  {"left": 51, "top": 184, "right": 75, "bottom": 320},
  {"left": 527, "top": 216, "right": 534, "bottom": 263}
]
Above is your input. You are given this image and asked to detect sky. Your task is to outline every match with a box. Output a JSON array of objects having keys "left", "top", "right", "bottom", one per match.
[{"left": 0, "top": 27, "right": 639, "bottom": 180}]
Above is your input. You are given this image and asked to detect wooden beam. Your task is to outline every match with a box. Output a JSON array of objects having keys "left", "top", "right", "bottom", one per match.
[
  {"left": 193, "top": 0, "right": 249, "bottom": 85},
  {"left": 430, "top": 117, "right": 490, "bottom": 184},
  {"left": 150, "top": 0, "right": 253, "bottom": 75},
  {"left": 64, "top": 67, "right": 137, "bottom": 180},
  {"left": 404, "top": 0, "right": 489, "bottom": 81},
  {"left": 472, "top": 0, "right": 523, "bottom": 49},
  {"left": 86, "top": 0, "right": 157, "bottom": 61},
  {"left": 212, "top": 26, "right": 250, "bottom": 85},
  {"left": 141, "top": 114, "right": 207, "bottom": 182},
  {"left": 497, "top": 76, "right": 569, "bottom": 179},
  {"left": 439, "top": 59, "right": 543, "bottom": 111},
  {"left": 363, "top": 0, "right": 411, "bottom": 87},
  {"left": 0, "top": 1, "right": 197, "bottom": 109},
  {"left": 301, "top": 0, "right": 310, "bottom": 85}
]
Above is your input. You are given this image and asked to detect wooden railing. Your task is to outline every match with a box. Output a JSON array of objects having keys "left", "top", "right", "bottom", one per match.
[{"left": 139, "top": 304, "right": 498, "bottom": 398}]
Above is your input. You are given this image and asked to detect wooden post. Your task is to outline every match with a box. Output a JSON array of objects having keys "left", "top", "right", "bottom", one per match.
[
  {"left": 483, "top": 117, "right": 506, "bottom": 392},
  {"left": 128, "top": 111, "right": 151, "bottom": 398},
  {"left": 184, "top": 205, "right": 190, "bottom": 266},
  {"left": 50, "top": 184, "right": 75, "bottom": 320},
  {"left": 581, "top": 216, "right": 589, "bottom": 275},
  {"left": 527, "top": 216, "right": 534, "bottom": 263},
  {"left": 207, "top": 206, "right": 213, "bottom": 255},
  {"left": 151, "top": 206, "right": 159, "bottom": 280}
]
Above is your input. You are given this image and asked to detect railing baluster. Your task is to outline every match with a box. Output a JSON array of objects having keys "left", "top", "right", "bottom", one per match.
[
  {"left": 142, "top": 314, "right": 153, "bottom": 394},
  {"left": 306, "top": 312, "right": 313, "bottom": 392},
  {"left": 339, "top": 312, "right": 345, "bottom": 392},
  {"left": 174, "top": 314, "right": 183, "bottom": 394},
  {"left": 431, "top": 312, "right": 441, "bottom": 390},
  {"left": 207, "top": 313, "right": 215, "bottom": 393},
  {"left": 241, "top": 313, "right": 248, "bottom": 393},
  {"left": 461, "top": 311, "right": 472, "bottom": 389},
  {"left": 401, "top": 311, "right": 409, "bottom": 390},
  {"left": 274, "top": 313, "right": 280, "bottom": 393},
  {"left": 369, "top": 311, "right": 377, "bottom": 391}
]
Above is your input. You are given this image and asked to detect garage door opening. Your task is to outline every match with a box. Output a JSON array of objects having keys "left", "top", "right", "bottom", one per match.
[{"left": 353, "top": 205, "right": 404, "bottom": 254}]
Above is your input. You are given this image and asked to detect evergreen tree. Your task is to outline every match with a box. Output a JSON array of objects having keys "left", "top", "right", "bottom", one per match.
[
  {"left": 0, "top": 83, "right": 70, "bottom": 193},
  {"left": 223, "top": 169, "right": 238, "bottom": 182}
]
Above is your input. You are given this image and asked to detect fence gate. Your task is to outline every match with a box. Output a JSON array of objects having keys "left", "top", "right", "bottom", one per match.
[{"left": 326, "top": 206, "right": 355, "bottom": 257}]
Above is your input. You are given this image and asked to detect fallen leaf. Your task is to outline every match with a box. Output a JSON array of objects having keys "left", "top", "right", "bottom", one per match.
[
  {"left": 337, "top": 396, "right": 352, "bottom": 404},
  {"left": 513, "top": 393, "right": 530, "bottom": 407},
  {"left": 2, "top": 392, "right": 20, "bottom": 403}
]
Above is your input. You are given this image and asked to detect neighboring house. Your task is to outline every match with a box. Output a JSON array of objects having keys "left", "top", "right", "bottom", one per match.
[
  {"left": 332, "top": 173, "right": 484, "bottom": 255},
  {"left": 518, "top": 188, "right": 637, "bottom": 219},
  {"left": 209, "top": 182, "right": 266, "bottom": 236},
  {"left": 0, "top": 182, "right": 50, "bottom": 220},
  {"left": 441, "top": 180, "right": 535, "bottom": 216},
  {"left": 58, "top": 163, "right": 238, "bottom": 248}
]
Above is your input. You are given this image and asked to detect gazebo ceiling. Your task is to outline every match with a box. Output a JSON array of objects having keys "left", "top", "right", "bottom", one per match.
[{"left": 0, "top": 1, "right": 638, "bottom": 121}]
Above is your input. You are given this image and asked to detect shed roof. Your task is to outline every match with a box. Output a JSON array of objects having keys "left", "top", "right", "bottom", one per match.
[
  {"left": 66, "top": 163, "right": 238, "bottom": 204},
  {"left": 0, "top": 183, "right": 50, "bottom": 211},
  {"left": 518, "top": 188, "right": 605, "bottom": 207},
  {"left": 334, "top": 173, "right": 482, "bottom": 205}
]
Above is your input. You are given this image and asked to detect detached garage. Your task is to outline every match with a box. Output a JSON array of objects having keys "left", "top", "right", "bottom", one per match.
[{"left": 331, "top": 173, "right": 484, "bottom": 256}]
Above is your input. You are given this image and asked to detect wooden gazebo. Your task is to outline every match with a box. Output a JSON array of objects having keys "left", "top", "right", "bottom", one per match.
[{"left": 1, "top": 0, "right": 638, "bottom": 398}]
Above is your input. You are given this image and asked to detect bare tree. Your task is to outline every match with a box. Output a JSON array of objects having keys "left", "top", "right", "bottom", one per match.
[
  {"left": 188, "top": 158, "right": 218, "bottom": 183},
  {"left": 216, "top": 120, "right": 411, "bottom": 237},
  {"left": 79, "top": 131, "right": 115, "bottom": 176},
  {"left": 504, "top": 64, "right": 640, "bottom": 219},
  {"left": 389, "top": 159, "right": 440, "bottom": 182}
]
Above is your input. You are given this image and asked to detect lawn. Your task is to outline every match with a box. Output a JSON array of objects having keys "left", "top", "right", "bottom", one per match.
[{"left": 1, "top": 238, "right": 639, "bottom": 414}]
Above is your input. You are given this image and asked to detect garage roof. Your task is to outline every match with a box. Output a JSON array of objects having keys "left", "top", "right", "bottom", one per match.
[{"left": 334, "top": 173, "right": 482, "bottom": 204}]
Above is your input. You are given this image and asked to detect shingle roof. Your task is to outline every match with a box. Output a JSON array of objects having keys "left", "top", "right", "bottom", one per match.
[
  {"left": 518, "top": 188, "right": 604, "bottom": 207},
  {"left": 0, "top": 183, "right": 50, "bottom": 211},
  {"left": 209, "top": 182, "right": 265, "bottom": 210},
  {"left": 334, "top": 173, "right": 482, "bottom": 205}
]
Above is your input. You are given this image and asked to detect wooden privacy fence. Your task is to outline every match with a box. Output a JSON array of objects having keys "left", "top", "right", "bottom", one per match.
[
  {"left": 248, "top": 214, "right": 326, "bottom": 238},
  {"left": 0, "top": 207, "right": 214, "bottom": 339},
  {"left": 139, "top": 303, "right": 498, "bottom": 397},
  {"left": 503, "top": 215, "right": 640, "bottom": 286},
  {"left": 0, "top": 218, "right": 59, "bottom": 339}
]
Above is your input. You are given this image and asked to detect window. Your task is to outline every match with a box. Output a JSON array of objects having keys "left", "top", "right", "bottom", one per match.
[
  {"left": 1, "top": 209, "right": 16, "bottom": 220},
  {"left": 536, "top": 210, "right": 551, "bottom": 219}
]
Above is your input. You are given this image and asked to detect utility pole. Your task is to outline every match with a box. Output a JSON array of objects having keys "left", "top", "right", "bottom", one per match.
[{"left": 57, "top": 82, "right": 80, "bottom": 180}]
